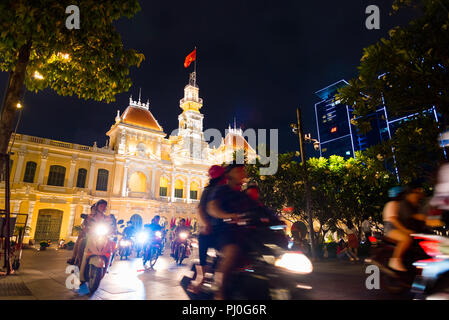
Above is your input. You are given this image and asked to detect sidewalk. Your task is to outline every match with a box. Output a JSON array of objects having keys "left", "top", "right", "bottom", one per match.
[{"left": 0, "top": 248, "right": 86, "bottom": 300}]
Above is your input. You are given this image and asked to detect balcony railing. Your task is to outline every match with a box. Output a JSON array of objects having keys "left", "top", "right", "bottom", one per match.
[{"left": 12, "top": 134, "right": 115, "bottom": 155}]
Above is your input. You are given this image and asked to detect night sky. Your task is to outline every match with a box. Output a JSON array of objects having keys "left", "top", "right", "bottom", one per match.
[{"left": 0, "top": 1, "right": 417, "bottom": 155}]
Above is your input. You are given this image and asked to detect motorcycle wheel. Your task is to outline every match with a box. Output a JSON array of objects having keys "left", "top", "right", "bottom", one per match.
[
  {"left": 88, "top": 265, "right": 103, "bottom": 294},
  {"left": 177, "top": 245, "right": 186, "bottom": 265},
  {"left": 149, "top": 246, "right": 159, "bottom": 268}
]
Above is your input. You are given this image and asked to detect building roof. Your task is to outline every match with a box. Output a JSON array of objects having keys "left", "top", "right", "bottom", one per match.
[
  {"left": 223, "top": 132, "right": 252, "bottom": 151},
  {"left": 121, "top": 104, "right": 163, "bottom": 132},
  {"left": 315, "top": 79, "right": 349, "bottom": 101}
]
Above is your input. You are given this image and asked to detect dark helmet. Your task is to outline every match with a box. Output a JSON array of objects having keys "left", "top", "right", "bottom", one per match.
[{"left": 96, "top": 199, "right": 108, "bottom": 206}]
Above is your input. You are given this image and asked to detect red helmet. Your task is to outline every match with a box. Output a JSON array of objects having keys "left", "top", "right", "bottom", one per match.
[{"left": 208, "top": 165, "right": 225, "bottom": 179}]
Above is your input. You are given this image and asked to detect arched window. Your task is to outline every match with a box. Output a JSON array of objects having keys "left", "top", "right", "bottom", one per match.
[
  {"left": 159, "top": 177, "right": 168, "bottom": 197},
  {"left": 47, "top": 165, "right": 66, "bottom": 186},
  {"left": 174, "top": 179, "right": 184, "bottom": 198},
  {"left": 96, "top": 169, "right": 109, "bottom": 191},
  {"left": 190, "top": 181, "right": 199, "bottom": 200},
  {"left": 76, "top": 168, "right": 87, "bottom": 188},
  {"left": 23, "top": 161, "right": 37, "bottom": 183},
  {"left": 130, "top": 214, "right": 143, "bottom": 230}
]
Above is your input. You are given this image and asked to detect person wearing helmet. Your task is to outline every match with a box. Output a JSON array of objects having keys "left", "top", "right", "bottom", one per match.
[{"left": 188, "top": 165, "right": 226, "bottom": 294}]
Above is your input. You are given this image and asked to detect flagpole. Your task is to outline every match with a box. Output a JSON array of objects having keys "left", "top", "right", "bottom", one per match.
[{"left": 194, "top": 46, "right": 197, "bottom": 87}]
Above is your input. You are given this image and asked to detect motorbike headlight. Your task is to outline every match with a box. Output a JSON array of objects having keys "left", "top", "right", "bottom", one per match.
[
  {"left": 155, "top": 231, "right": 162, "bottom": 238},
  {"left": 95, "top": 224, "right": 109, "bottom": 236},
  {"left": 179, "top": 232, "right": 188, "bottom": 240},
  {"left": 275, "top": 252, "right": 313, "bottom": 274},
  {"left": 137, "top": 232, "right": 148, "bottom": 244}
]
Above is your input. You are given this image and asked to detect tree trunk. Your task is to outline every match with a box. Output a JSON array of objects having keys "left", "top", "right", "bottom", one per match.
[{"left": 0, "top": 41, "right": 32, "bottom": 155}]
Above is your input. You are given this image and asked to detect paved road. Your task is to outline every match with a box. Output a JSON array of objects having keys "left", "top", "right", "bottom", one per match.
[{"left": 0, "top": 248, "right": 412, "bottom": 300}]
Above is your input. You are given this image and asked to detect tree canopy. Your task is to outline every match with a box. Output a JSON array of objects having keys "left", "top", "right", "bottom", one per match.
[{"left": 0, "top": 0, "right": 145, "bottom": 154}]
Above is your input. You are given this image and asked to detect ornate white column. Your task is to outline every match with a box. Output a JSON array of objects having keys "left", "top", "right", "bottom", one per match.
[
  {"left": 186, "top": 174, "right": 191, "bottom": 203},
  {"left": 171, "top": 169, "right": 176, "bottom": 202},
  {"left": 150, "top": 167, "right": 156, "bottom": 198},
  {"left": 26, "top": 201, "right": 36, "bottom": 236},
  {"left": 87, "top": 157, "right": 96, "bottom": 191},
  {"left": 13, "top": 151, "right": 26, "bottom": 183},
  {"left": 37, "top": 152, "right": 48, "bottom": 185},
  {"left": 67, "top": 204, "right": 77, "bottom": 238},
  {"left": 122, "top": 164, "right": 129, "bottom": 197},
  {"left": 67, "top": 155, "right": 77, "bottom": 188}
]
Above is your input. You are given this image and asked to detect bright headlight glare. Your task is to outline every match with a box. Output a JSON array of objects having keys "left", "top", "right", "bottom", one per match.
[
  {"left": 275, "top": 252, "right": 313, "bottom": 274},
  {"left": 137, "top": 232, "right": 148, "bottom": 243},
  {"left": 95, "top": 224, "right": 109, "bottom": 236},
  {"left": 179, "top": 232, "right": 188, "bottom": 240},
  {"left": 155, "top": 231, "right": 162, "bottom": 238}
]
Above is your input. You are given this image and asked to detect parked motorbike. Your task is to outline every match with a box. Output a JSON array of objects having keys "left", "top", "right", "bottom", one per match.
[
  {"left": 181, "top": 209, "right": 313, "bottom": 300},
  {"left": 143, "top": 230, "right": 163, "bottom": 268},
  {"left": 78, "top": 214, "right": 123, "bottom": 293},
  {"left": 411, "top": 233, "right": 449, "bottom": 299},
  {"left": 172, "top": 231, "right": 192, "bottom": 265},
  {"left": 367, "top": 234, "right": 431, "bottom": 294}
]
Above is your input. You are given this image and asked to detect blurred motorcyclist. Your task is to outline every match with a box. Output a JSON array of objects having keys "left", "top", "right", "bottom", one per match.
[
  {"left": 206, "top": 163, "right": 253, "bottom": 300},
  {"left": 188, "top": 165, "right": 226, "bottom": 293},
  {"left": 383, "top": 182, "right": 426, "bottom": 272}
]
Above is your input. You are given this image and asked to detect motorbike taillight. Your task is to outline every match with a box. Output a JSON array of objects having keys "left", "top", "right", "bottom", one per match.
[{"left": 419, "top": 240, "right": 441, "bottom": 257}]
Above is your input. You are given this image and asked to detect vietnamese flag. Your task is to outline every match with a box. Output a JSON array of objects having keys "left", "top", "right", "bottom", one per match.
[{"left": 184, "top": 49, "right": 196, "bottom": 68}]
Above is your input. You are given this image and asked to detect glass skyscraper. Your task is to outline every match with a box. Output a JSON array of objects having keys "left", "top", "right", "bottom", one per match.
[{"left": 314, "top": 80, "right": 440, "bottom": 159}]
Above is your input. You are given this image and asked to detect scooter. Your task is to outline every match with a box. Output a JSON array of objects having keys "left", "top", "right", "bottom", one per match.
[
  {"left": 78, "top": 214, "right": 124, "bottom": 293},
  {"left": 172, "top": 232, "right": 191, "bottom": 265},
  {"left": 142, "top": 230, "right": 163, "bottom": 268},
  {"left": 411, "top": 233, "right": 449, "bottom": 299},
  {"left": 367, "top": 234, "right": 431, "bottom": 294},
  {"left": 181, "top": 210, "right": 313, "bottom": 300}
]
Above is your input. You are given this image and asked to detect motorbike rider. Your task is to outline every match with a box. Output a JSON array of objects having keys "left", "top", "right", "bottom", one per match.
[
  {"left": 382, "top": 182, "right": 426, "bottom": 272},
  {"left": 122, "top": 221, "right": 135, "bottom": 238},
  {"left": 171, "top": 218, "right": 191, "bottom": 257},
  {"left": 188, "top": 165, "right": 226, "bottom": 294},
  {"left": 206, "top": 163, "right": 254, "bottom": 300},
  {"left": 67, "top": 204, "right": 95, "bottom": 265}
]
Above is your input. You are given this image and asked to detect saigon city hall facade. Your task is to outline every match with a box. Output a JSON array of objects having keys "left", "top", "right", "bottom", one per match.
[{"left": 2, "top": 73, "right": 256, "bottom": 243}]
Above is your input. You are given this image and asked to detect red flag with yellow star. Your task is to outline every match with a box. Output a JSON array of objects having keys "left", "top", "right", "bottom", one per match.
[{"left": 184, "top": 49, "right": 196, "bottom": 68}]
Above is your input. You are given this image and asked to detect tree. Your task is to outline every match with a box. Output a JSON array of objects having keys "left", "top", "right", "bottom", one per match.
[
  {"left": 247, "top": 152, "right": 396, "bottom": 244},
  {"left": 336, "top": 0, "right": 449, "bottom": 182},
  {"left": 0, "top": 0, "right": 145, "bottom": 155},
  {"left": 337, "top": 0, "right": 449, "bottom": 128}
]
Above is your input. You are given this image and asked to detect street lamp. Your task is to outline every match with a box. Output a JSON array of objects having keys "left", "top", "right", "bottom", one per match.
[{"left": 290, "top": 107, "right": 320, "bottom": 259}]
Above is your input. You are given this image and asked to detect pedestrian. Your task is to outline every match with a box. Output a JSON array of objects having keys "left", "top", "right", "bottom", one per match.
[
  {"left": 345, "top": 221, "right": 359, "bottom": 261},
  {"left": 336, "top": 239, "right": 358, "bottom": 261},
  {"left": 361, "top": 215, "right": 372, "bottom": 244}
]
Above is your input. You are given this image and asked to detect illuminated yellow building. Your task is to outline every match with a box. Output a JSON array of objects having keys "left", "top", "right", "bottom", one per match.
[{"left": 1, "top": 73, "right": 256, "bottom": 243}]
